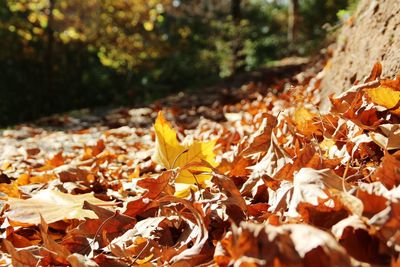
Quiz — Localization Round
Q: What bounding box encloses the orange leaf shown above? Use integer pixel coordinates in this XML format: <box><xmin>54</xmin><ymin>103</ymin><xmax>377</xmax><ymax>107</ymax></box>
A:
<box><xmin>372</xmin><ymin>152</ymin><xmax>400</xmax><ymax>189</ymax></box>
<box><xmin>364</xmin><ymin>86</ymin><xmax>400</xmax><ymax>114</ymax></box>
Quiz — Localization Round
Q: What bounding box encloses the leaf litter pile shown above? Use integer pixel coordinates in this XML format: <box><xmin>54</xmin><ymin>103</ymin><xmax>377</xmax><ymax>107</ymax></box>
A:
<box><xmin>1</xmin><ymin>62</ymin><xmax>400</xmax><ymax>266</ymax></box>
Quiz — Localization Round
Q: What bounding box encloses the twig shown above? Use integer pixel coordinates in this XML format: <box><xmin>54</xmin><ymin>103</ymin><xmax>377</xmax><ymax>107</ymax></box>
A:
<box><xmin>342</xmin><ymin>160</ymin><xmax>350</xmax><ymax>193</ymax></box>
<box><xmin>132</xmin><ymin>240</ymin><xmax>151</xmax><ymax>265</ymax></box>
<box><xmin>77</xmin><ymin>211</ymin><xmax>119</xmax><ymax>254</ymax></box>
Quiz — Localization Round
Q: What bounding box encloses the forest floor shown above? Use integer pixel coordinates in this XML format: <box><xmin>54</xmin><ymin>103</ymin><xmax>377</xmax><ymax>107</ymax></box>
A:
<box><xmin>0</xmin><ymin>59</ymin><xmax>400</xmax><ymax>266</ymax></box>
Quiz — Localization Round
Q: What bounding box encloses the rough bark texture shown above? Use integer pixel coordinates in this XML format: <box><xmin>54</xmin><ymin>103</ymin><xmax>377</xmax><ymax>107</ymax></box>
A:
<box><xmin>320</xmin><ymin>0</ymin><xmax>400</xmax><ymax>111</ymax></box>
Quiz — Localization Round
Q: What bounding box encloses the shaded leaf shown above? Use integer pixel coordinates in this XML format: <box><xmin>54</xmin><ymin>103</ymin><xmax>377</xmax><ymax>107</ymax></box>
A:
<box><xmin>220</xmin><ymin>222</ymin><xmax>351</xmax><ymax>267</ymax></box>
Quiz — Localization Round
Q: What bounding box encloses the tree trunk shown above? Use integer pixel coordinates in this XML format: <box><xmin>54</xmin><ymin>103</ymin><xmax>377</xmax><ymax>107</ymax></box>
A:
<box><xmin>45</xmin><ymin>0</ymin><xmax>55</xmax><ymax>102</ymax></box>
<box><xmin>231</xmin><ymin>0</ymin><xmax>245</xmax><ymax>74</ymax></box>
<box><xmin>288</xmin><ymin>0</ymin><xmax>299</xmax><ymax>43</ymax></box>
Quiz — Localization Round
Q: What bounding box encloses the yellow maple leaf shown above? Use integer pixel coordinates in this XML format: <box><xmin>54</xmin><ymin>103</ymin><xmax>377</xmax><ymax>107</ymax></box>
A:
<box><xmin>153</xmin><ymin>111</ymin><xmax>217</xmax><ymax>185</ymax></box>
<box><xmin>364</xmin><ymin>86</ymin><xmax>400</xmax><ymax>115</ymax></box>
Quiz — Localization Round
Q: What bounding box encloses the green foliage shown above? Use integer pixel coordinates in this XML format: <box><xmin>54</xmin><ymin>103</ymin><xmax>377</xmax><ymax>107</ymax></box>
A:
<box><xmin>337</xmin><ymin>0</ymin><xmax>359</xmax><ymax>22</ymax></box>
<box><xmin>0</xmin><ymin>0</ymin><xmax>358</xmax><ymax>126</ymax></box>
<box><xmin>298</xmin><ymin>0</ymin><xmax>356</xmax><ymax>54</ymax></box>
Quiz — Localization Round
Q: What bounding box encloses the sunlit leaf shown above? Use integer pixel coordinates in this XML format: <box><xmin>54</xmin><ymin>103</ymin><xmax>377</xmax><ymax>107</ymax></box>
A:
<box><xmin>5</xmin><ymin>190</ymin><xmax>112</xmax><ymax>224</ymax></box>
<box><xmin>153</xmin><ymin>111</ymin><xmax>217</xmax><ymax>184</ymax></box>
<box><xmin>364</xmin><ymin>86</ymin><xmax>400</xmax><ymax>114</ymax></box>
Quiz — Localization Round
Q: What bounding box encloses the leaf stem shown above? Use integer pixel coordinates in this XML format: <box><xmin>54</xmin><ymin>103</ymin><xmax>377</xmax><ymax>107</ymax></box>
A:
<box><xmin>171</xmin><ymin>148</ymin><xmax>189</xmax><ymax>169</ymax></box>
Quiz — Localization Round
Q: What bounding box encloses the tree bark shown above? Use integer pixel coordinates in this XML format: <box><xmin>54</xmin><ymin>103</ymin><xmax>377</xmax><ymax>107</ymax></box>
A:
<box><xmin>231</xmin><ymin>0</ymin><xmax>244</xmax><ymax>74</ymax></box>
<box><xmin>45</xmin><ymin>0</ymin><xmax>55</xmax><ymax>101</ymax></box>
<box><xmin>288</xmin><ymin>0</ymin><xmax>299</xmax><ymax>43</ymax></box>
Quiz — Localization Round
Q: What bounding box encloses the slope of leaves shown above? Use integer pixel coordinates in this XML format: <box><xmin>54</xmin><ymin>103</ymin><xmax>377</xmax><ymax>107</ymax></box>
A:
<box><xmin>1</xmin><ymin>62</ymin><xmax>400</xmax><ymax>266</ymax></box>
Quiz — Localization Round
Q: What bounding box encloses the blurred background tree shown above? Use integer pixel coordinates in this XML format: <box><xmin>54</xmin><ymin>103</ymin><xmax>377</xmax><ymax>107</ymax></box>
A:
<box><xmin>0</xmin><ymin>0</ymin><xmax>357</xmax><ymax>126</ymax></box>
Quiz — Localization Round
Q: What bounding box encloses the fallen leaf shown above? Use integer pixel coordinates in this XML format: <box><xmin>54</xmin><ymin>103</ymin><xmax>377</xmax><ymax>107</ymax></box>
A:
<box><xmin>124</xmin><ymin>170</ymin><xmax>173</xmax><ymax>217</ymax></box>
<box><xmin>356</xmin><ymin>183</ymin><xmax>388</xmax><ymax>218</ymax></box>
<box><xmin>219</xmin><ymin>222</ymin><xmax>351</xmax><ymax>266</ymax></box>
<box><xmin>5</xmin><ymin>189</ymin><xmax>112</xmax><ymax>224</ymax></box>
<box><xmin>287</xmin><ymin>168</ymin><xmax>347</xmax><ymax>218</ymax></box>
<box><xmin>372</xmin><ymin>152</ymin><xmax>400</xmax><ymax>189</ymax></box>
<box><xmin>0</xmin><ymin>182</ymin><xmax>20</xmax><ymax>198</ymax></box>
<box><xmin>3</xmin><ymin>239</ymin><xmax>39</xmax><ymax>267</ymax></box>
<box><xmin>153</xmin><ymin>111</ymin><xmax>217</xmax><ymax>184</ymax></box>
<box><xmin>332</xmin><ymin>215</ymin><xmax>390</xmax><ymax>265</ymax></box>
<box><xmin>67</xmin><ymin>254</ymin><xmax>99</xmax><ymax>267</ymax></box>
<box><xmin>364</xmin><ymin>86</ymin><xmax>400</xmax><ymax>114</ymax></box>
<box><xmin>293</xmin><ymin>107</ymin><xmax>321</xmax><ymax>135</ymax></box>
<box><xmin>38</xmin><ymin>151</ymin><xmax>65</xmax><ymax>171</ymax></box>
<box><xmin>39</xmin><ymin>216</ymin><xmax>71</xmax><ymax>265</ymax></box>
<box><xmin>370</xmin><ymin>124</ymin><xmax>400</xmax><ymax>150</ymax></box>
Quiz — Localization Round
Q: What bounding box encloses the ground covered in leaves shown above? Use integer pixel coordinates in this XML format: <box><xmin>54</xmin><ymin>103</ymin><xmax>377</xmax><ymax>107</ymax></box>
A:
<box><xmin>1</xmin><ymin>62</ymin><xmax>400</xmax><ymax>266</ymax></box>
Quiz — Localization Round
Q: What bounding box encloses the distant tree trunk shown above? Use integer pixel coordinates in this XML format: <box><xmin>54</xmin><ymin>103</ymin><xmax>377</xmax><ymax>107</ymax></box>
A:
<box><xmin>204</xmin><ymin>0</ymin><xmax>213</xmax><ymax>14</ymax></box>
<box><xmin>231</xmin><ymin>0</ymin><xmax>241</xmax><ymax>20</ymax></box>
<box><xmin>288</xmin><ymin>0</ymin><xmax>299</xmax><ymax>43</ymax></box>
<box><xmin>45</xmin><ymin>0</ymin><xmax>55</xmax><ymax>102</ymax></box>
<box><xmin>231</xmin><ymin>0</ymin><xmax>244</xmax><ymax>74</ymax></box>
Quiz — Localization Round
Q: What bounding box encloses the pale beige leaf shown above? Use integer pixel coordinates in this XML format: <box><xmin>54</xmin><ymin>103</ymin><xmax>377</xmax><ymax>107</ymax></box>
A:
<box><xmin>5</xmin><ymin>189</ymin><xmax>111</xmax><ymax>224</ymax></box>
<box><xmin>287</xmin><ymin>168</ymin><xmax>348</xmax><ymax>217</ymax></box>
<box><xmin>370</xmin><ymin>124</ymin><xmax>400</xmax><ymax>150</ymax></box>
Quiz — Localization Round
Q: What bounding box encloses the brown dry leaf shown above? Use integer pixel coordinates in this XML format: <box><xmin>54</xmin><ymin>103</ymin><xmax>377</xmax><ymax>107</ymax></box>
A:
<box><xmin>109</xmin><ymin>217</ymin><xmax>166</xmax><ymax>259</ymax></box>
<box><xmin>273</xmin><ymin>144</ymin><xmax>328</xmax><ymax>182</ymax></box>
<box><xmin>82</xmin><ymin>139</ymin><xmax>106</xmax><ymax>160</ymax></box>
<box><xmin>248</xmin><ymin>132</ymin><xmax>292</xmax><ymax>181</ymax></box>
<box><xmin>5</xmin><ymin>189</ymin><xmax>111</xmax><ymax>224</ymax></box>
<box><xmin>23</xmin><ymin>174</ymin><xmax>57</xmax><ymax>185</ymax></box>
<box><xmin>217</xmin><ymin>114</ymin><xmax>276</xmax><ymax>177</ymax></box>
<box><xmin>39</xmin><ymin>216</ymin><xmax>71</xmax><ymax>265</ymax></box>
<box><xmin>369</xmin><ymin>202</ymin><xmax>400</xmax><ymax>253</ymax></box>
<box><xmin>38</xmin><ymin>151</ymin><xmax>65</xmax><ymax>171</ymax></box>
<box><xmin>329</xmin><ymin>189</ymin><xmax>364</xmax><ymax>217</ymax></box>
<box><xmin>60</xmin><ymin>230</ymin><xmax>90</xmax><ymax>255</ymax></box>
<box><xmin>297</xmin><ymin>197</ymin><xmax>349</xmax><ymax>229</ymax></box>
<box><xmin>241</xmin><ymin>113</ymin><xmax>276</xmax><ymax>156</ymax></box>
<box><xmin>219</xmin><ymin>222</ymin><xmax>351</xmax><ymax>267</ymax></box>
<box><xmin>212</xmin><ymin>173</ymin><xmax>247</xmax><ymax>223</ymax></box>
<box><xmin>364</xmin><ymin>62</ymin><xmax>382</xmax><ymax>83</ymax></box>
<box><xmin>286</xmin><ymin>168</ymin><xmax>347</xmax><ymax>218</ymax></box>
<box><xmin>124</xmin><ymin>170</ymin><xmax>173</xmax><ymax>217</ymax></box>
<box><xmin>332</xmin><ymin>215</ymin><xmax>391</xmax><ymax>265</ymax></box>
<box><xmin>370</xmin><ymin>124</ymin><xmax>400</xmax><ymax>150</ymax></box>
<box><xmin>218</xmin><ymin>155</ymin><xmax>252</xmax><ymax>177</ymax></box>
<box><xmin>93</xmin><ymin>253</ymin><xmax>129</xmax><ymax>267</ymax></box>
<box><xmin>356</xmin><ymin>183</ymin><xmax>388</xmax><ymax>218</ymax></box>
<box><xmin>330</xmin><ymin>81</ymin><xmax>383</xmax><ymax>130</ymax></box>
<box><xmin>58</xmin><ymin>168</ymin><xmax>91</xmax><ymax>183</ymax></box>
<box><xmin>79</xmin><ymin>202</ymin><xmax>136</xmax><ymax>248</ymax></box>
<box><xmin>6</xmin><ymin>230</ymin><xmax>39</xmax><ymax>248</ymax></box>
<box><xmin>67</xmin><ymin>254</ymin><xmax>99</xmax><ymax>267</ymax></box>
<box><xmin>158</xmin><ymin>196</ymin><xmax>211</xmax><ymax>266</ymax></box>
<box><xmin>3</xmin><ymin>239</ymin><xmax>39</xmax><ymax>267</ymax></box>
<box><xmin>372</xmin><ymin>152</ymin><xmax>400</xmax><ymax>189</ymax></box>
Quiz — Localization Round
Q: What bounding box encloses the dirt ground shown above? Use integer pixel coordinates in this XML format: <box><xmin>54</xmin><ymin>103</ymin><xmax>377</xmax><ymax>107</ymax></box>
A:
<box><xmin>320</xmin><ymin>0</ymin><xmax>400</xmax><ymax>111</ymax></box>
